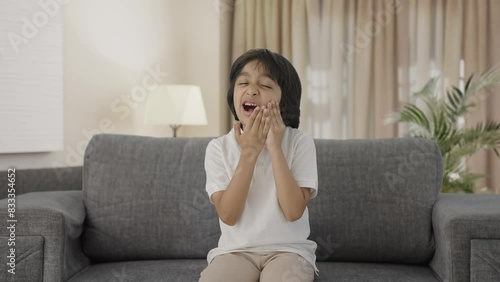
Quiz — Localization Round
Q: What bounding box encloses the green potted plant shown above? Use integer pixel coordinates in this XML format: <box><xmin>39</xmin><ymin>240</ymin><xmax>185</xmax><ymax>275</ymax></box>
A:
<box><xmin>387</xmin><ymin>67</ymin><xmax>500</xmax><ymax>193</ymax></box>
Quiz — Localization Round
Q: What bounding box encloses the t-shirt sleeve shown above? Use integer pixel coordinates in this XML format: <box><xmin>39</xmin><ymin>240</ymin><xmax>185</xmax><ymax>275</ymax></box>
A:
<box><xmin>205</xmin><ymin>139</ymin><xmax>230</xmax><ymax>204</ymax></box>
<box><xmin>291</xmin><ymin>133</ymin><xmax>319</xmax><ymax>199</ymax></box>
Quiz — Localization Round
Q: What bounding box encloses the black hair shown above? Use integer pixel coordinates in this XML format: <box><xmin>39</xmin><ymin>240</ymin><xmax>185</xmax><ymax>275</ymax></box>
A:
<box><xmin>227</xmin><ymin>48</ymin><xmax>302</xmax><ymax>128</ymax></box>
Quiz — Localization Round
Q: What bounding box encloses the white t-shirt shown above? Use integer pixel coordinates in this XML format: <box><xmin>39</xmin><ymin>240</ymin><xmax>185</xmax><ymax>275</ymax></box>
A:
<box><xmin>204</xmin><ymin>126</ymin><xmax>319</xmax><ymax>272</ymax></box>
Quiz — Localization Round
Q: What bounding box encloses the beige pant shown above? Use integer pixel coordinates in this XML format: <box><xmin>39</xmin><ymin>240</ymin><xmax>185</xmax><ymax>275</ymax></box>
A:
<box><xmin>199</xmin><ymin>252</ymin><xmax>315</xmax><ymax>282</ymax></box>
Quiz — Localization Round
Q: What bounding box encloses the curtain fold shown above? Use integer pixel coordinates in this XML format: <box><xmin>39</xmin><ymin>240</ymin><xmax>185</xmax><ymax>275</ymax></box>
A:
<box><xmin>307</xmin><ymin>0</ymin><xmax>400</xmax><ymax>138</ymax></box>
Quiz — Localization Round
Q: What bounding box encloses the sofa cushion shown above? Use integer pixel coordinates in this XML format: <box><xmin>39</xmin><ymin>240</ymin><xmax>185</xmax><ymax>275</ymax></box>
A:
<box><xmin>82</xmin><ymin>134</ymin><xmax>443</xmax><ymax>264</ymax></box>
<box><xmin>309</xmin><ymin>138</ymin><xmax>442</xmax><ymax>263</ymax></box>
<box><xmin>67</xmin><ymin>259</ymin><xmax>207</xmax><ymax>282</ymax></box>
<box><xmin>66</xmin><ymin>260</ymin><xmax>439</xmax><ymax>282</ymax></box>
<box><xmin>82</xmin><ymin>134</ymin><xmax>219</xmax><ymax>262</ymax></box>
<box><xmin>314</xmin><ymin>262</ymin><xmax>440</xmax><ymax>281</ymax></box>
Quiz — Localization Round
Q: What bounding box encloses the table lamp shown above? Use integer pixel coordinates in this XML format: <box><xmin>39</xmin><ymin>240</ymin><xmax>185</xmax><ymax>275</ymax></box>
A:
<box><xmin>144</xmin><ymin>84</ymin><xmax>208</xmax><ymax>137</ymax></box>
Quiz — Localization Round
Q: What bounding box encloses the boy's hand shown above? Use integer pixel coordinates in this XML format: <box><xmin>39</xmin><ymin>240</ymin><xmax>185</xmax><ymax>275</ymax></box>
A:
<box><xmin>234</xmin><ymin>107</ymin><xmax>271</xmax><ymax>160</ymax></box>
<box><xmin>266</xmin><ymin>101</ymin><xmax>285</xmax><ymax>152</ymax></box>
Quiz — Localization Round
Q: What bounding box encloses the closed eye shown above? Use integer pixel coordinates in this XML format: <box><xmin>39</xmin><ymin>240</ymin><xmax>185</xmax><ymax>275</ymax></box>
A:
<box><xmin>261</xmin><ymin>85</ymin><xmax>272</xmax><ymax>89</ymax></box>
<box><xmin>238</xmin><ymin>82</ymin><xmax>248</xmax><ymax>86</ymax></box>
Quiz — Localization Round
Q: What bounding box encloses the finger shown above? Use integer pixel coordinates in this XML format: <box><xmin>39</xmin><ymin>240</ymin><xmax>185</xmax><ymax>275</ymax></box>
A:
<box><xmin>246</xmin><ymin>107</ymin><xmax>260</xmax><ymax>131</ymax></box>
<box><xmin>259</xmin><ymin>108</ymin><xmax>268</xmax><ymax>134</ymax></box>
<box><xmin>273</xmin><ymin>101</ymin><xmax>282</xmax><ymax>127</ymax></box>
<box><xmin>233</xmin><ymin>121</ymin><xmax>241</xmax><ymax>138</ymax></box>
<box><xmin>273</xmin><ymin>101</ymin><xmax>281</xmax><ymax>117</ymax></box>
<box><xmin>263</xmin><ymin>106</ymin><xmax>270</xmax><ymax>117</ymax></box>
<box><xmin>251</xmin><ymin>107</ymin><xmax>263</xmax><ymax>133</ymax></box>
<box><xmin>263</xmin><ymin>116</ymin><xmax>271</xmax><ymax>137</ymax></box>
<box><xmin>271</xmin><ymin>102</ymin><xmax>278</xmax><ymax>125</ymax></box>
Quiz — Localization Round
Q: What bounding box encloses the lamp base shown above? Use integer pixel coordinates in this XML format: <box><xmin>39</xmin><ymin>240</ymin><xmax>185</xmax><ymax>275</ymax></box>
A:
<box><xmin>170</xmin><ymin>125</ymin><xmax>181</xmax><ymax>138</ymax></box>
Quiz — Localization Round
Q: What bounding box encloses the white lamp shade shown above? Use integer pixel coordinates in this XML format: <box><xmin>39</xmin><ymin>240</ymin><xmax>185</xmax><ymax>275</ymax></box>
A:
<box><xmin>144</xmin><ymin>85</ymin><xmax>208</xmax><ymax>125</ymax></box>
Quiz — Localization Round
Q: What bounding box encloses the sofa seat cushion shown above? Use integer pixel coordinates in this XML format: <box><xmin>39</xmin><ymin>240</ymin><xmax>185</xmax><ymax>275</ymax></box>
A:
<box><xmin>315</xmin><ymin>262</ymin><xmax>439</xmax><ymax>282</ymax></box>
<box><xmin>67</xmin><ymin>260</ymin><xmax>439</xmax><ymax>282</ymax></box>
<box><xmin>67</xmin><ymin>259</ymin><xmax>208</xmax><ymax>282</ymax></box>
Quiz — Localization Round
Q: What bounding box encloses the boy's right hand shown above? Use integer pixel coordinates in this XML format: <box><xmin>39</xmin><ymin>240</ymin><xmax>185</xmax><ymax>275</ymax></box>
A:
<box><xmin>234</xmin><ymin>107</ymin><xmax>270</xmax><ymax>161</ymax></box>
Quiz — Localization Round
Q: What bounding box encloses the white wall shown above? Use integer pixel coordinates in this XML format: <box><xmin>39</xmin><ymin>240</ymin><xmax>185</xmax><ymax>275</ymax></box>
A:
<box><xmin>0</xmin><ymin>0</ymin><xmax>64</xmax><ymax>154</ymax></box>
<box><xmin>0</xmin><ymin>0</ymin><xmax>228</xmax><ymax>170</ymax></box>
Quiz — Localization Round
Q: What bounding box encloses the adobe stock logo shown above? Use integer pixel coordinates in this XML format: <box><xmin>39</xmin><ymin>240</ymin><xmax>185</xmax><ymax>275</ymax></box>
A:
<box><xmin>7</xmin><ymin>0</ymin><xmax>71</xmax><ymax>54</ymax></box>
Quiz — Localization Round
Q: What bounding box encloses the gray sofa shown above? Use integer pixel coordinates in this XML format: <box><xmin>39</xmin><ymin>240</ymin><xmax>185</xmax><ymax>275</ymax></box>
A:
<box><xmin>1</xmin><ymin>133</ymin><xmax>500</xmax><ymax>282</ymax></box>
<box><xmin>0</xmin><ymin>166</ymin><xmax>82</xmax><ymax>200</ymax></box>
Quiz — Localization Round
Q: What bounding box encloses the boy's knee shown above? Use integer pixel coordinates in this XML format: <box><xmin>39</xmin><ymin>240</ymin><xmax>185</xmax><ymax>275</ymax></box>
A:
<box><xmin>262</xmin><ymin>253</ymin><xmax>314</xmax><ymax>282</ymax></box>
<box><xmin>199</xmin><ymin>253</ymin><xmax>260</xmax><ymax>282</ymax></box>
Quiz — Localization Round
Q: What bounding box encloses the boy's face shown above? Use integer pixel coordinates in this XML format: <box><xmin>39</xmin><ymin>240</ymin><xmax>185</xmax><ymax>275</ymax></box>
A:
<box><xmin>233</xmin><ymin>60</ymin><xmax>282</xmax><ymax>130</ymax></box>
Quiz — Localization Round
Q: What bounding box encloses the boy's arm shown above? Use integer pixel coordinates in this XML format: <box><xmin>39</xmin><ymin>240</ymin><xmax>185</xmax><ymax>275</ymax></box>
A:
<box><xmin>211</xmin><ymin>154</ymin><xmax>257</xmax><ymax>226</ymax></box>
<box><xmin>211</xmin><ymin>107</ymin><xmax>270</xmax><ymax>226</ymax></box>
<box><xmin>269</xmin><ymin>149</ymin><xmax>312</xmax><ymax>222</ymax></box>
<box><xmin>266</xmin><ymin>101</ymin><xmax>315</xmax><ymax>221</ymax></box>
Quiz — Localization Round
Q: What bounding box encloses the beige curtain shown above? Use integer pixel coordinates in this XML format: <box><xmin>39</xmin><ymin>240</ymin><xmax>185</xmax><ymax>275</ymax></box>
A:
<box><xmin>462</xmin><ymin>0</ymin><xmax>500</xmax><ymax>194</ymax></box>
<box><xmin>487</xmin><ymin>0</ymin><xmax>500</xmax><ymax>194</ymax></box>
<box><xmin>398</xmin><ymin>0</ymin><xmax>500</xmax><ymax>193</ymax></box>
<box><xmin>310</xmin><ymin>0</ymin><xmax>500</xmax><ymax>192</ymax></box>
<box><xmin>306</xmin><ymin>0</ymin><xmax>399</xmax><ymax>138</ymax></box>
<box><xmin>228</xmin><ymin>0</ymin><xmax>500</xmax><ymax>193</ymax></box>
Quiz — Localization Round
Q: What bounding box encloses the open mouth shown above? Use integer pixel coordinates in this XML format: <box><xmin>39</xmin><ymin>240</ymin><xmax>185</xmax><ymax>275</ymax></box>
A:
<box><xmin>242</xmin><ymin>102</ymin><xmax>258</xmax><ymax>116</ymax></box>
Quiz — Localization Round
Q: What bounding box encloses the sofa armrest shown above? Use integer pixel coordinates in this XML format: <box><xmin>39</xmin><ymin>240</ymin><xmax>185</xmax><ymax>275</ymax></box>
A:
<box><xmin>0</xmin><ymin>166</ymin><xmax>83</xmax><ymax>199</ymax></box>
<box><xmin>430</xmin><ymin>193</ymin><xmax>500</xmax><ymax>282</ymax></box>
<box><xmin>0</xmin><ymin>191</ymin><xmax>90</xmax><ymax>282</ymax></box>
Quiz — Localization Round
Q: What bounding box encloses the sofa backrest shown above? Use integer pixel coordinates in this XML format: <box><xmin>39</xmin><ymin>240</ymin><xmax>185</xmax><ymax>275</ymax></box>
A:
<box><xmin>82</xmin><ymin>134</ymin><xmax>219</xmax><ymax>262</ymax></box>
<box><xmin>310</xmin><ymin>138</ymin><xmax>442</xmax><ymax>264</ymax></box>
<box><xmin>82</xmin><ymin>134</ymin><xmax>442</xmax><ymax>263</ymax></box>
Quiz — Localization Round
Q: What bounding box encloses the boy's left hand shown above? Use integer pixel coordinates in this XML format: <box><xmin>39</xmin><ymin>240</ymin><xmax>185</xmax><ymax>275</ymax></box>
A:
<box><xmin>266</xmin><ymin>100</ymin><xmax>285</xmax><ymax>152</ymax></box>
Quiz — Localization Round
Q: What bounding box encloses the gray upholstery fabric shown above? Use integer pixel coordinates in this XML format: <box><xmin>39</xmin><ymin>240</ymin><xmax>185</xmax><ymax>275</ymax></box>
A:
<box><xmin>67</xmin><ymin>260</ymin><xmax>439</xmax><ymax>282</ymax></box>
<box><xmin>0</xmin><ymin>166</ymin><xmax>82</xmax><ymax>199</ymax></box>
<box><xmin>470</xmin><ymin>239</ymin><xmax>500</xmax><ymax>282</ymax></box>
<box><xmin>0</xmin><ymin>235</ymin><xmax>44</xmax><ymax>282</ymax></box>
<box><xmin>68</xmin><ymin>259</ymin><xmax>207</xmax><ymax>282</ymax></box>
<box><xmin>430</xmin><ymin>193</ymin><xmax>500</xmax><ymax>282</ymax></box>
<box><xmin>82</xmin><ymin>135</ymin><xmax>442</xmax><ymax>264</ymax></box>
<box><xmin>82</xmin><ymin>134</ymin><xmax>220</xmax><ymax>262</ymax></box>
<box><xmin>0</xmin><ymin>191</ymin><xmax>90</xmax><ymax>282</ymax></box>
<box><xmin>8</xmin><ymin>134</ymin><xmax>500</xmax><ymax>282</ymax></box>
<box><xmin>309</xmin><ymin>138</ymin><xmax>442</xmax><ymax>263</ymax></box>
<box><xmin>315</xmin><ymin>262</ymin><xmax>440</xmax><ymax>281</ymax></box>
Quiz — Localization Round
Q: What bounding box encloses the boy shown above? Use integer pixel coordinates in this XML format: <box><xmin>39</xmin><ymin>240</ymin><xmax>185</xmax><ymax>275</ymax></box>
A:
<box><xmin>200</xmin><ymin>49</ymin><xmax>318</xmax><ymax>282</ymax></box>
